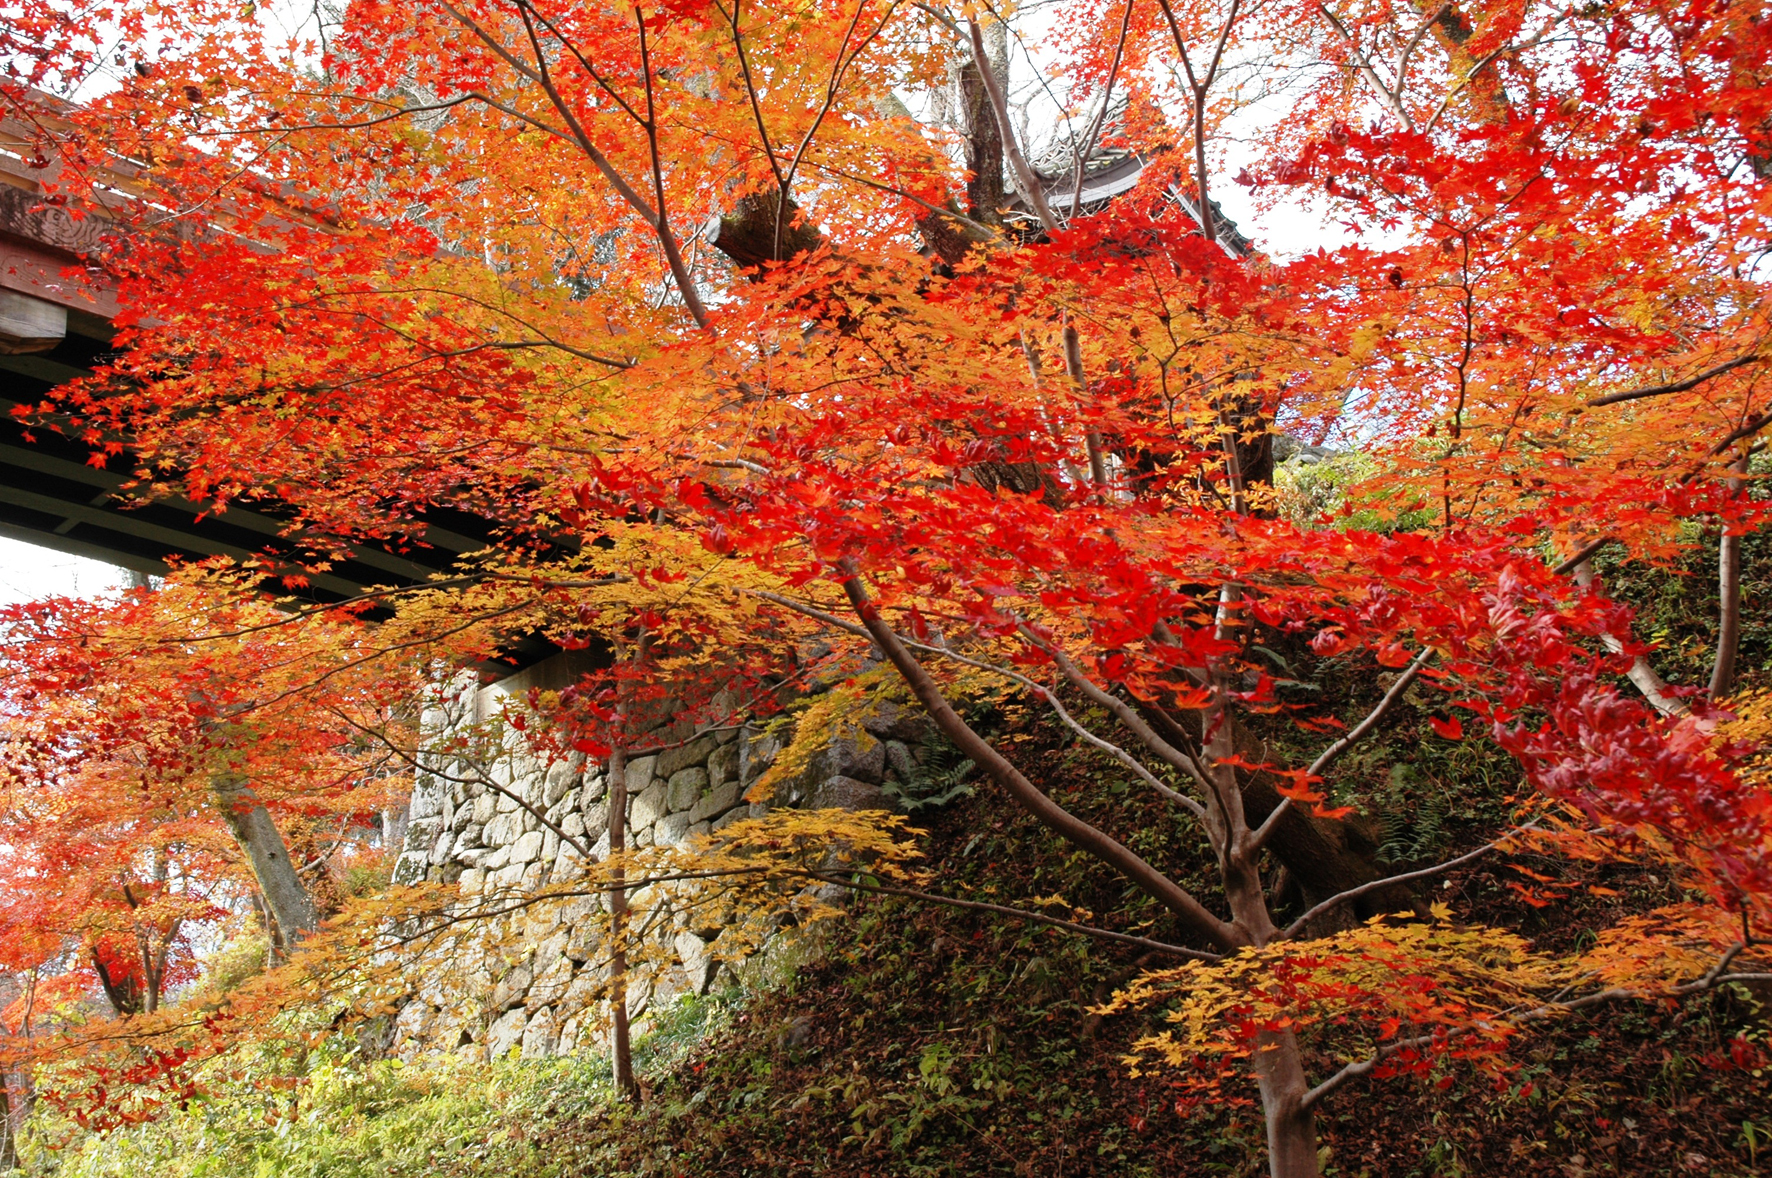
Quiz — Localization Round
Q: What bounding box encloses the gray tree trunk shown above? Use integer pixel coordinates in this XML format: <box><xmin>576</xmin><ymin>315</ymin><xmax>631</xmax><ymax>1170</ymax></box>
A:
<box><xmin>1256</xmin><ymin>1030</ymin><xmax>1321</xmax><ymax>1178</ymax></box>
<box><xmin>606</xmin><ymin>737</ymin><xmax>639</xmax><ymax>1101</ymax></box>
<box><xmin>210</xmin><ymin>772</ymin><xmax>320</xmax><ymax>960</ymax></box>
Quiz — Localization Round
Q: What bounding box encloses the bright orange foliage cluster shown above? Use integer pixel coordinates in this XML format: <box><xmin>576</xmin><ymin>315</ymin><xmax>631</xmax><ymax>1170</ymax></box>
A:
<box><xmin>3</xmin><ymin>0</ymin><xmax>1771</xmax><ymax>1172</ymax></box>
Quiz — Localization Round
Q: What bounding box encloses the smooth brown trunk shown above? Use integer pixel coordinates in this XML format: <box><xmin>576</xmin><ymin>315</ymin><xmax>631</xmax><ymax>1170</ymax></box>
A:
<box><xmin>1203</xmin><ymin>675</ymin><xmax>1276</xmax><ymax>945</ymax></box>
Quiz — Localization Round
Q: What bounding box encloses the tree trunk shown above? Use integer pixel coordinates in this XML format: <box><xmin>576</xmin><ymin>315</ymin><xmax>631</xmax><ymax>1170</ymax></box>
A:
<box><xmin>1710</xmin><ymin>454</ymin><xmax>1748</xmax><ymax>699</ymax></box>
<box><xmin>1137</xmin><ymin>700</ymin><xmax>1417</xmax><ymax>928</ymax></box>
<box><xmin>1256</xmin><ymin>1029</ymin><xmax>1320</xmax><ymax>1178</ymax></box>
<box><xmin>1572</xmin><ymin>560</ymin><xmax>1687</xmax><ymax>716</ymax></box>
<box><xmin>959</xmin><ymin>27</ymin><xmax>1011</xmax><ymax>228</ymax></box>
<box><xmin>1712</xmin><ymin>529</ymin><xmax>1742</xmax><ymax>698</ymax></box>
<box><xmin>0</xmin><ymin>1081</ymin><xmax>17</xmax><ymax>1171</ymax></box>
<box><xmin>1240</xmin><ymin>775</ymin><xmax>1422</xmax><ymax>927</ymax></box>
<box><xmin>704</xmin><ymin>188</ymin><xmax>825</xmax><ymax>270</ymax></box>
<box><xmin>90</xmin><ymin>946</ymin><xmax>143</xmax><ymax>1017</ymax></box>
<box><xmin>606</xmin><ymin>735</ymin><xmax>640</xmax><ymax>1102</ymax></box>
<box><xmin>210</xmin><ymin>771</ymin><xmax>320</xmax><ymax>961</ymax></box>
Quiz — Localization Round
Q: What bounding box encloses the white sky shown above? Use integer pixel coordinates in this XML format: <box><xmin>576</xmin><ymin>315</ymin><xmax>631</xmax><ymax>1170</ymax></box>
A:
<box><xmin>0</xmin><ymin>537</ymin><xmax>127</xmax><ymax>605</ymax></box>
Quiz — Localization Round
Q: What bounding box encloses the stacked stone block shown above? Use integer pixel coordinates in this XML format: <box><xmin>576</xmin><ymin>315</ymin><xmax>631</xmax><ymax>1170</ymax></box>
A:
<box><xmin>385</xmin><ymin>654</ymin><xmax>924</xmax><ymax>1061</ymax></box>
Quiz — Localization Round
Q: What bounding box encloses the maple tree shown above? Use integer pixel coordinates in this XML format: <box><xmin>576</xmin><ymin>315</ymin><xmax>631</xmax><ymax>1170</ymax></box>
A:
<box><xmin>4</xmin><ymin>0</ymin><xmax>1772</xmax><ymax>1172</ymax></box>
<box><xmin>0</xmin><ymin>567</ymin><xmax>416</xmax><ymax>1022</ymax></box>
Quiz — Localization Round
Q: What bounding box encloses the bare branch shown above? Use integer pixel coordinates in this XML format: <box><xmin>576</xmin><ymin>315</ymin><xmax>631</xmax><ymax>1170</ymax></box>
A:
<box><xmin>1279</xmin><ymin>826</ymin><xmax>1536</xmax><ymax>941</ymax></box>
<box><xmin>1308</xmin><ymin>649</ymin><xmax>1432</xmax><ymax>779</ymax></box>
<box><xmin>1394</xmin><ymin>3</ymin><xmax>1449</xmax><ymax>99</ymax></box>
<box><xmin>1587</xmin><ymin>352</ymin><xmax>1764</xmax><ymax>407</ymax></box>
<box><xmin>840</xmin><ymin>573</ymin><xmax>1243</xmax><ymax>950</ymax></box>
<box><xmin>715</xmin><ymin>0</ymin><xmax>789</xmax><ymax>196</ymax></box>
<box><xmin>632</xmin><ymin>5</ymin><xmax>712</xmax><ymax>327</ymax></box>
<box><xmin>800</xmin><ymin>871</ymin><xmax>1221</xmax><ymax>960</ymax></box>
<box><xmin>1311</xmin><ymin>1</ymin><xmax>1411</xmax><ymax>126</ymax></box>
<box><xmin>1421</xmin><ymin>32</ymin><xmax>1549</xmax><ymax>135</ymax></box>
<box><xmin>329</xmin><ymin>707</ymin><xmax>595</xmax><ymax>861</ymax></box>
<box><xmin>780</xmin><ymin>0</ymin><xmax>901</xmax><ymax>202</ymax></box>
<box><xmin>439</xmin><ymin>0</ymin><xmax>709</xmax><ymax>327</ymax></box>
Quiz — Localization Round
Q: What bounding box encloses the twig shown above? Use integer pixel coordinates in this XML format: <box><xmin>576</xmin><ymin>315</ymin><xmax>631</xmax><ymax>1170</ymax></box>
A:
<box><xmin>799</xmin><ymin>871</ymin><xmax>1219</xmax><ymax>960</ymax></box>
<box><xmin>1279</xmin><ymin>826</ymin><xmax>1536</xmax><ymax>940</ymax></box>
<box><xmin>1308</xmin><ymin>649</ymin><xmax>1433</xmax><ymax>780</ymax></box>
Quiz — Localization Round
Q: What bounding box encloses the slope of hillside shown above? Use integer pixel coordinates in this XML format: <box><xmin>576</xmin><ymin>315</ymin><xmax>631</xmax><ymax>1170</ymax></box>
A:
<box><xmin>22</xmin><ymin>651</ymin><xmax>1772</xmax><ymax>1177</ymax></box>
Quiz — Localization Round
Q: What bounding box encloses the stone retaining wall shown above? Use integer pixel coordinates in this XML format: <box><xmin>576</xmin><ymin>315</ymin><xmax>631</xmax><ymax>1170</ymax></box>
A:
<box><xmin>384</xmin><ymin>652</ymin><xmax>912</xmax><ymax>1061</ymax></box>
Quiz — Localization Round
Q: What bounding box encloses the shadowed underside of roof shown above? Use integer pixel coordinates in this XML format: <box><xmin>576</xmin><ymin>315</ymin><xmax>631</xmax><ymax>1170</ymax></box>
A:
<box><xmin>0</xmin><ymin>97</ymin><xmax>1253</xmax><ymax>607</ymax></box>
<box><xmin>0</xmin><ymin>110</ymin><xmax>499</xmax><ymax>602</ymax></box>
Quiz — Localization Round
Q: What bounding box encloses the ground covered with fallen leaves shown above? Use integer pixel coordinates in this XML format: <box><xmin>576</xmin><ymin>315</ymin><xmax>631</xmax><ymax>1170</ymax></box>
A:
<box><xmin>526</xmin><ymin>700</ymin><xmax>1772</xmax><ymax>1178</ymax></box>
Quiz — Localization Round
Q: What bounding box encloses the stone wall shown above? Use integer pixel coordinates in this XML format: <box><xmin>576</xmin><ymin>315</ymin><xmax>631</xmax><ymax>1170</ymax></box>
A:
<box><xmin>384</xmin><ymin>651</ymin><xmax>910</xmax><ymax>1061</ymax></box>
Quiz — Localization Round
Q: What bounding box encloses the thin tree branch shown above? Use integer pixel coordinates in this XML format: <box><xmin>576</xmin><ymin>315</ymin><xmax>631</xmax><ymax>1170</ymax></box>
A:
<box><xmin>1707</xmin><ymin>408</ymin><xmax>1772</xmax><ymax>459</ymax></box>
<box><xmin>632</xmin><ymin>5</ymin><xmax>712</xmax><ymax>327</ymax></box>
<box><xmin>1587</xmin><ymin>353</ymin><xmax>1763</xmax><ymax>407</ymax></box>
<box><xmin>776</xmin><ymin>0</ymin><xmax>903</xmax><ymax>254</ymax></box>
<box><xmin>1421</xmin><ymin>33</ymin><xmax>1545</xmax><ymax>135</ymax></box>
<box><xmin>803</xmin><ymin>159</ymin><xmax>1004</xmax><ymax>239</ymax></box>
<box><xmin>518</xmin><ymin>0</ymin><xmax>650</xmax><ymax>127</ymax></box>
<box><xmin>1551</xmin><ymin>534</ymin><xmax>1612</xmax><ymax>577</ymax></box>
<box><xmin>1279</xmin><ymin>826</ymin><xmax>1533</xmax><ymax>940</ymax></box>
<box><xmin>716</xmin><ymin>0</ymin><xmax>788</xmax><ymax>196</ymax></box>
<box><xmin>445</xmin><ymin>0</ymin><xmax>709</xmax><ymax>327</ymax></box>
<box><xmin>800</xmin><ymin>870</ymin><xmax>1221</xmax><ymax>960</ymax></box>
<box><xmin>840</xmin><ymin>572</ymin><xmax>1244</xmax><ymax>950</ymax></box>
<box><xmin>329</xmin><ymin>707</ymin><xmax>594</xmax><ymax>861</ymax></box>
<box><xmin>1311</xmin><ymin>1</ymin><xmax>1410</xmax><ymax>126</ymax></box>
<box><xmin>1016</xmin><ymin>623</ymin><xmax>1212</xmax><ymax>791</ymax></box>
<box><xmin>1394</xmin><ymin>3</ymin><xmax>1449</xmax><ymax>100</ymax></box>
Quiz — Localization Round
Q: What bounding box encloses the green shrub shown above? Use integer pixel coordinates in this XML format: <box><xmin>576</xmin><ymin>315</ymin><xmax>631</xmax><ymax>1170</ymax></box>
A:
<box><xmin>17</xmin><ymin>1044</ymin><xmax>609</xmax><ymax>1178</ymax></box>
